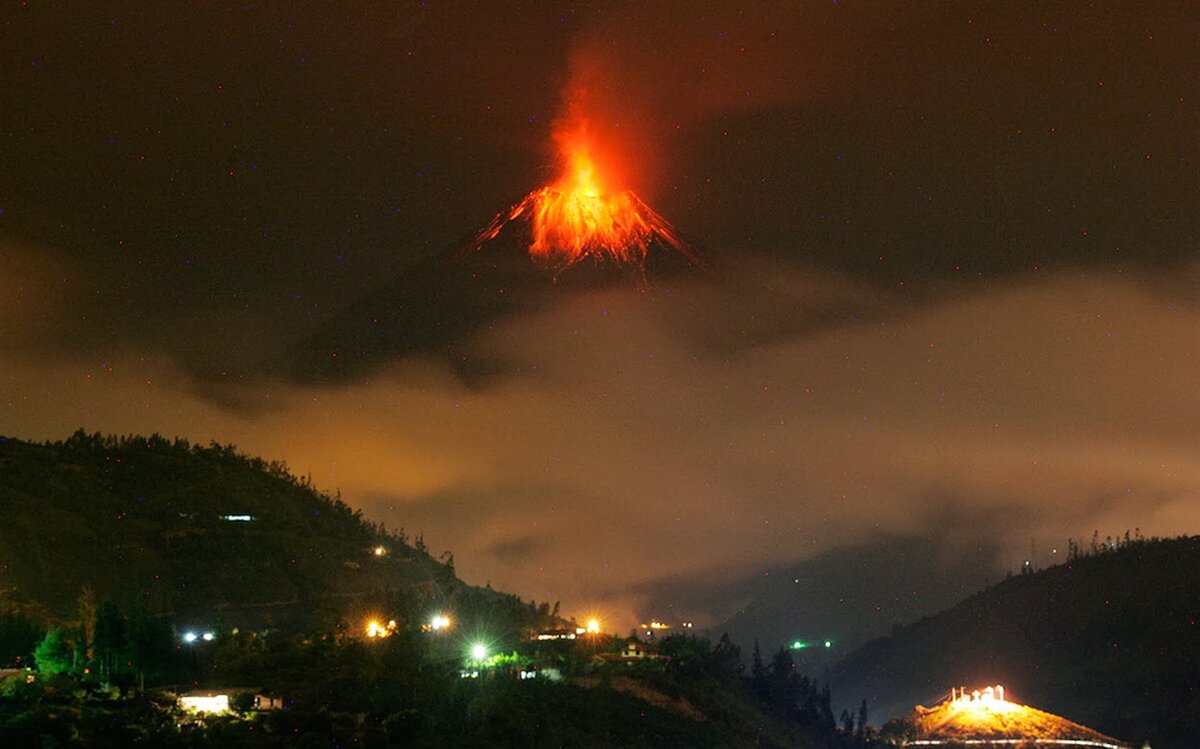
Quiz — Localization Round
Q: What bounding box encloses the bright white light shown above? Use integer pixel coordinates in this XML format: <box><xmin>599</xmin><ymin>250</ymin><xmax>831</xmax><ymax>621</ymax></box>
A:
<box><xmin>179</xmin><ymin>694</ymin><xmax>229</xmax><ymax>713</ymax></box>
<box><xmin>430</xmin><ymin>614</ymin><xmax>451</xmax><ymax>631</ymax></box>
<box><xmin>470</xmin><ymin>643</ymin><xmax>488</xmax><ymax>661</ymax></box>
<box><xmin>183</xmin><ymin>631</ymin><xmax>198</xmax><ymax>643</ymax></box>
<box><xmin>202</xmin><ymin>632</ymin><xmax>214</xmax><ymax>642</ymax></box>
<box><xmin>585</xmin><ymin>619</ymin><xmax>601</xmax><ymax>634</ymax></box>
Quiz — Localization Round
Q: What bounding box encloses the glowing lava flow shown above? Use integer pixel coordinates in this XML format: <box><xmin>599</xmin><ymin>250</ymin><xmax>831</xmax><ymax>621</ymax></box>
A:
<box><xmin>474</xmin><ymin>123</ymin><xmax>695</xmax><ymax>271</ymax></box>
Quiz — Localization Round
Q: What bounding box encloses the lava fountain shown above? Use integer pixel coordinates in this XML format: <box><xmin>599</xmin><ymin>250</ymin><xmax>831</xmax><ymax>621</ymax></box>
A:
<box><xmin>474</xmin><ymin>115</ymin><xmax>697</xmax><ymax>273</ymax></box>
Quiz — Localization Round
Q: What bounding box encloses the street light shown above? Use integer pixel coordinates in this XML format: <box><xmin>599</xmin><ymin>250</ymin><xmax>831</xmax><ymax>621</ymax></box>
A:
<box><xmin>469</xmin><ymin>643</ymin><xmax>488</xmax><ymax>662</ymax></box>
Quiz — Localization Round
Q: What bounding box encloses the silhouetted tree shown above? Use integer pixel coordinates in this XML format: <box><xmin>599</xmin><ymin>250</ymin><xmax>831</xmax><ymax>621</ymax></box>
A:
<box><xmin>750</xmin><ymin>639</ymin><xmax>768</xmax><ymax>701</ymax></box>
<box><xmin>77</xmin><ymin>587</ymin><xmax>98</xmax><ymax>661</ymax></box>
<box><xmin>93</xmin><ymin>601</ymin><xmax>126</xmax><ymax>681</ymax></box>
<box><xmin>710</xmin><ymin>633</ymin><xmax>743</xmax><ymax>681</ymax></box>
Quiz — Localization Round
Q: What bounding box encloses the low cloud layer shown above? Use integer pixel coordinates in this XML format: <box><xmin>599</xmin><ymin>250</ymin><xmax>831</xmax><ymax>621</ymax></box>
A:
<box><xmin>4</xmin><ymin>262</ymin><xmax>1196</xmax><ymax>629</ymax></box>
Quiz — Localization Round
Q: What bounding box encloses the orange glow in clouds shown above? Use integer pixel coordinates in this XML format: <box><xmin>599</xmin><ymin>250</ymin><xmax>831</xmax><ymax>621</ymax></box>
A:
<box><xmin>475</xmin><ymin>111</ymin><xmax>694</xmax><ymax>270</ymax></box>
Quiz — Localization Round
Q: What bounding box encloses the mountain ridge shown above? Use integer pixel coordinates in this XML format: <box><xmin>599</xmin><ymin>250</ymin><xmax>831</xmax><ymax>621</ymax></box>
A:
<box><xmin>828</xmin><ymin>534</ymin><xmax>1200</xmax><ymax>749</ymax></box>
<box><xmin>0</xmin><ymin>430</ymin><xmax>556</xmax><ymax>640</ymax></box>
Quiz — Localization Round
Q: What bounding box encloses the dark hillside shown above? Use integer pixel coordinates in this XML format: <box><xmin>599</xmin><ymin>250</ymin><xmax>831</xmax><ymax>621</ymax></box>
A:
<box><xmin>0</xmin><ymin>431</ymin><xmax>549</xmax><ymax>637</ymax></box>
<box><xmin>828</xmin><ymin>535</ymin><xmax>1200</xmax><ymax>749</ymax></box>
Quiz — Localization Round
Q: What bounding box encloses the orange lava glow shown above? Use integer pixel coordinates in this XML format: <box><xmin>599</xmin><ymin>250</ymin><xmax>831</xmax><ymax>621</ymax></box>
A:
<box><xmin>475</xmin><ymin>116</ymin><xmax>694</xmax><ymax>270</ymax></box>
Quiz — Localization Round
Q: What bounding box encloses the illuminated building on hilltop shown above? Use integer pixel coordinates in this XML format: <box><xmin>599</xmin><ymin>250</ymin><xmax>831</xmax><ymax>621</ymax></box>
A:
<box><xmin>901</xmin><ymin>684</ymin><xmax>1131</xmax><ymax>748</ymax></box>
<box><xmin>639</xmin><ymin>620</ymin><xmax>671</xmax><ymax>638</ymax></box>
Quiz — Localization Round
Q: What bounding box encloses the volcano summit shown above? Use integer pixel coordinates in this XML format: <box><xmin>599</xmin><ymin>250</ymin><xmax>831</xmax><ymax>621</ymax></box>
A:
<box><xmin>472</xmin><ymin>128</ymin><xmax>698</xmax><ymax>275</ymax></box>
<box><xmin>288</xmin><ymin>118</ymin><xmax>700</xmax><ymax>385</ymax></box>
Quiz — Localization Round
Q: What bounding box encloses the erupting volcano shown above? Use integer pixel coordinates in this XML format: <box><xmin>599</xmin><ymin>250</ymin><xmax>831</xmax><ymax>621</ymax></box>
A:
<box><xmin>474</xmin><ymin>116</ymin><xmax>698</xmax><ymax>274</ymax></box>
<box><xmin>291</xmin><ymin>102</ymin><xmax>703</xmax><ymax>383</ymax></box>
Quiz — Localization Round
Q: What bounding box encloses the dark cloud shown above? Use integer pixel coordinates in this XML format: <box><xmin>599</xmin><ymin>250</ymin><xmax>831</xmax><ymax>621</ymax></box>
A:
<box><xmin>4</xmin><ymin>3</ymin><xmax>1196</xmax><ymax>383</ymax></box>
<box><xmin>1</xmin><ymin>3</ymin><xmax>1197</xmax><ymax>635</ymax></box>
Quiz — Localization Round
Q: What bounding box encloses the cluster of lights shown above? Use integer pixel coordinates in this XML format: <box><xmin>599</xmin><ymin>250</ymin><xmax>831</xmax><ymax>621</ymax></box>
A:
<box><xmin>365</xmin><ymin>619</ymin><xmax>398</xmax><ymax>638</ymax></box>
<box><xmin>182</xmin><ymin>631</ymin><xmax>215</xmax><ymax>643</ymax></box>
<box><xmin>639</xmin><ymin>620</ymin><xmax>673</xmax><ymax>637</ymax></box>
<box><xmin>429</xmin><ymin>614</ymin><xmax>451</xmax><ymax>631</ymax></box>
<box><xmin>951</xmin><ymin>684</ymin><xmax>1006</xmax><ymax>705</ymax></box>
<box><xmin>789</xmin><ymin>639</ymin><xmax>833</xmax><ymax>650</ymax></box>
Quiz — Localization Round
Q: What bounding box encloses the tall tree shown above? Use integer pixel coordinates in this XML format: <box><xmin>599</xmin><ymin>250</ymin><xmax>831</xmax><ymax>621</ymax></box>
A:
<box><xmin>93</xmin><ymin>602</ymin><xmax>126</xmax><ymax>681</ymax></box>
<box><xmin>77</xmin><ymin>587</ymin><xmax>98</xmax><ymax>661</ymax></box>
<box><xmin>750</xmin><ymin>639</ymin><xmax>768</xmax><ymax>701</ymax></box>
<box><xmin>126</xmin><ymin>605</ymin><xmax>173</xmax><ymax>690</ymax></box>
<box><xmin>33</xmin><ymin>628</ymin><xmax>76</xmax><ymax>675</ymax></box>
<box><xmin>710</xmin><ymin>633</ymin><xmax>742</xmax><ymax>681</ymax></box>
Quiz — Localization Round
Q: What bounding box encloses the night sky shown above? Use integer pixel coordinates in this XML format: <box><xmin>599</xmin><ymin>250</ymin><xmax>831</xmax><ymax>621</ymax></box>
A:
<box><xmin>2</xmin><ymin>3</ymin><xmax>1197</xmax><ymax>633</ymax></box>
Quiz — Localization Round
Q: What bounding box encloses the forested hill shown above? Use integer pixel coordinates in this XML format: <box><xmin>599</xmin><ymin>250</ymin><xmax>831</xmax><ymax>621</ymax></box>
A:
<box><xmin>0</xmin><ymin>431</ymin><xmax>551</xmax><ymax>635</ymax></box>
<box><xmin>828</xmin><ymin>534</ymin><xmax>1200</xmax><ymax>749</ymax></box>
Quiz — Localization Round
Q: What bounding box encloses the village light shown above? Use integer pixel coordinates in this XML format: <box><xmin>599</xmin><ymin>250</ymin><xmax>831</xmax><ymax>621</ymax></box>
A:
<box><xmin>178</xmin><ymin>693</ymin><xmax>230</xmax><ymax>714</ymax></box>
<box><xmin>182</xmin><ymin>631</ymin><xmax>198</xmax><ymax>643</ymax></box>
<box><xmin>469</xmin><ymin>643</ymin><xmax>488</xmax><ymax>662</ymax></box>
<box><xmin>202</xmin><ymin>632</ymin><xmax>215</xmax><ymax>642</ymax></box>
<box><xmin>430</xmin><ymin>614</ymin><xmax>451</xmax><ymax>631</ymax></box>
<box><xmin>366</xmin><ymin>619</ymin><xmax>396</xmax><ymax>638</ymax></box>
<box><xmin>373</xmin><ymin>545</ymin><xmax>386</xmax><ymax>557</ymax></box>
<box><xmin>586</xmin><ymin>618</ymin><xmax>601</xmax><ymax>634</ymax></box>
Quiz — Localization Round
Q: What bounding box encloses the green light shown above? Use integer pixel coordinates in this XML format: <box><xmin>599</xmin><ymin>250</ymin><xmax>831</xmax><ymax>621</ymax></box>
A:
<box><xmin>470</xmin><ymin>643</ymin><xmax>488</xmax><ymax>661</ymax></box>
<box><xmin>791</xmin><ymin>640</ymin><xmax>808</xmax><ymax>649</ymax></box>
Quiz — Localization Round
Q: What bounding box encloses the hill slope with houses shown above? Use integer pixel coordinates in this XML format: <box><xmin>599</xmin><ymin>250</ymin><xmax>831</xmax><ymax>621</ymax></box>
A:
<box><xmin>0</xmin><ymin>431</ymin><xmax>552</xmax><ymax>638</ymax></box>
<box><xmin>0</xmin><ymin>431</ymin><xmax>872</xmax><ymax>748</ymax></box>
